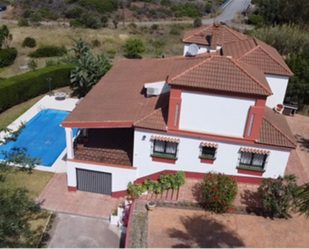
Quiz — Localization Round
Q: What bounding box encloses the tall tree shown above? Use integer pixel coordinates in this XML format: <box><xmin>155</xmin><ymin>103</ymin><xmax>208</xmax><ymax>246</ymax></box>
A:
<box><xmin>0</xmin><ymin>125</ymin><xmax>41</xmax><ymax>247</ymax></box>
<box><xmin>0</xmin><ymin>25</ymin><xmax>12</xmax><ymax>49</ymax></box>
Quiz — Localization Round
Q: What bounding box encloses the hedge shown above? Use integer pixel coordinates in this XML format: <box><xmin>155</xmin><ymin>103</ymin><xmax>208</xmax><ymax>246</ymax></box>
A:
<box><xmin>0</xmin><ymin>64</ymin><xmax>75</xmax><ymax>113</ymax></box>
<box><xmin>28</xmin><ymin>45</ymin><xmax>67</xmax><ymax>58</ymax></box>
<box><xmin>0</xmin><ymin>48</ymin><xmax>18</xmax><ymax>68</ymax></box>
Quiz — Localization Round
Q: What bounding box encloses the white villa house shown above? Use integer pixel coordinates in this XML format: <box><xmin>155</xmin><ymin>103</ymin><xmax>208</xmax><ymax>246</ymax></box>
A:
<box><xmin>61</xmin><ymin>22</ymin><xmax>296</xmax><ymax>197</ymax></box>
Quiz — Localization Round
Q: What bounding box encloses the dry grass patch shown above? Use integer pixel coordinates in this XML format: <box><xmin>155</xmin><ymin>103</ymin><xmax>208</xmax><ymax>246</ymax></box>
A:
<box><xmin>0</xmin><ymin>23</ymin><xmax>185</xmax><ymax>77</ymax></box>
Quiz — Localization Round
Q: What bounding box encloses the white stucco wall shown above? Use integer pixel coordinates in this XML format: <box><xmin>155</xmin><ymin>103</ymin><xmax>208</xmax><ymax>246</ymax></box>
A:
<box><xmin>183</xmin><ymin>43</ymin><xmax>209</xmax><ymax>56</ymax></box>
<box><xmin>265</xmin><ymin>75</ymin><xmax>289</xmax><ymax>109</ymax></box>
<box><xmin>67</xmin><ymin>161</ymin><xmax>137</xmax><ymax>192</ymax></box>
<box><xmin>179</xmin><ymin>92</ymin><xmax>255</xmax><ymax>137</ymax></box>
<box><xmin>133</xmin><ymin>130</ymin><xmax>291</xmax><ymax>180</ymax></box>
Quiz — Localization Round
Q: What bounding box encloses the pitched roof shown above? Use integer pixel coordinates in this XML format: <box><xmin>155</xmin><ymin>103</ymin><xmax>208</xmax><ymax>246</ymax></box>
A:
<box><xmin>183</xmin><ymin>22</ymin><xmax>247</xmax><ymax>46</ymax></box>
<box><xmin>222</xmin><ymin>38</ymin><xmax>293</xmax><ymax>76</ymax></box>
<box><xmin>169</xmin><ymin>56</ymin><xmax>272</xmax><ymax>96</ymax></box>
<box><xmin>62</xmin><ymin>56</ymin><xmax>209</xmax><ymax>127</ymax></box>
<box><xmin>134</xmin><ymin>105</ymin><xmax>168</xmax><ymax>131</ymax></box>
<box><xmin>257</xmin><ymin>107</ymin><xmax>297</xmax><ymax>148</ymax></box>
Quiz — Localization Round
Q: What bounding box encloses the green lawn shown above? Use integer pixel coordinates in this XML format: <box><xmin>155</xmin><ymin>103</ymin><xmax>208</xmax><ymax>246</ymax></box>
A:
<box><xmin>0</xmin><ymin>170</ymin><xmax>54</xmax><ymax>199</ymax></box>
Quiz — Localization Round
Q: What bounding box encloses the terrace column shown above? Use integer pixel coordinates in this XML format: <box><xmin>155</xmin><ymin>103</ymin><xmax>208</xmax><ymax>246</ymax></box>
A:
<box><xmin>65</xmin><ymin>128</ymin><xmax>74</xmax><ymax>159</ymax></box>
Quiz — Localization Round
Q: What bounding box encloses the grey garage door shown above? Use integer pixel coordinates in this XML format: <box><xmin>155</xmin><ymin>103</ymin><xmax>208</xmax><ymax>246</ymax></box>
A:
<box><xmin>76</xmin><ymin>169</ymin><xmax>112</xmax><ymax>195</ymax></box>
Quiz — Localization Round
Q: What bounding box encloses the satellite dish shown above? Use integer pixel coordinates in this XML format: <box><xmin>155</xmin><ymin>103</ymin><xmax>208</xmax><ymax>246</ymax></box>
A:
<box><xmin>186</xmin><ymin>43</ymin><xmax>199</xmax><ymax>57</ymax></box>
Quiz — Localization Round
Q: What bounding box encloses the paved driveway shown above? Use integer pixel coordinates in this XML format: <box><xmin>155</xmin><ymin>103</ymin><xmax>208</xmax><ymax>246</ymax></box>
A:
<box><xmin>285</xmin><ymin>114</ymin><xmax>309</xmax><ymax>184</ymax></box>
<box><xmin>48</xmin><ymin>213</ymin><xmax>121</xmax><ymax>248</ymax></box>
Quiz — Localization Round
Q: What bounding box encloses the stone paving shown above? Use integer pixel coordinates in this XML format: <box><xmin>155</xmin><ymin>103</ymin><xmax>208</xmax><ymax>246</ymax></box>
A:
<box><xmin>39</xmin><ymin>173</ymin><xmax>122</xmax><ymax>219</ymax></box>
<box><xmin>285</xmin><ymin>114</ymin><xmax>309</xmax><ymax>184</ymax></box>
<box><xmin>148</xmin><ymin>207</ymin><xmax>309</xmax><ymax>248</ymax></box>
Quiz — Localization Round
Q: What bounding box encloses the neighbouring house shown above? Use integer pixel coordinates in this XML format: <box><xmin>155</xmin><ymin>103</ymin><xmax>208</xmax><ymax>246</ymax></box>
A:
<box><xmin>61</xmin><ymin>23</ymin><xmax>297</xmax><ymax>197</ymax></box>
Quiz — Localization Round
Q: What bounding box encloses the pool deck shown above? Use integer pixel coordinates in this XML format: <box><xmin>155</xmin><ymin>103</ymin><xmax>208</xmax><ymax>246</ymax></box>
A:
<box><xmin>0</xmin><ymin>95</ymin><xmax>79</xmax><ymax>173</ymax></box>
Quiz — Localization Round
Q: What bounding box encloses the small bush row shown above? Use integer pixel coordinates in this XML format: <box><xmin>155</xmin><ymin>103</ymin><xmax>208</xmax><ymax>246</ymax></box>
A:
<box><xmin>127</xmin><ymin>171</ymin><xmax>186</xmax><ymax>199</ymax></box>
<box><xmin>0</xmin><ymin>48</ymin><xmax>17</xmax><ymax>68</ymax></box>
<box><xmin>0</xmin><ymin>65</ymin><xmax>75</xmax><ymax>113</ymax></box>
<box><xmin>28</xmin><ymin>45</ymin><xmax>67</xmax><ymax>58</ymax></box>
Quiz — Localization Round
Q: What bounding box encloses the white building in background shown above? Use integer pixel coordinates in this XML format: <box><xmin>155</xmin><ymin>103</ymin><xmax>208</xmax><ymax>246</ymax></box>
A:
<box><xmin>61</xmin><ymin>24</ymin><xmax>296</xmax><ymax>197</ymax></box>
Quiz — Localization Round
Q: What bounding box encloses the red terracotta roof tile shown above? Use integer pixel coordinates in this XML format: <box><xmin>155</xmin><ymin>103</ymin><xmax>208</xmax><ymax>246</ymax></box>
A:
<box><xmin>169</xmin><ymin>56</ymin><xmax>272</xmax><ymax>96</ymax></box>
<box><xmin>183</xmin><ymin>23</ymin><xmax>247</xmax><ymax>46</ymax></box>
<box><xmin>222</xmin><ymin>38</ymin><xmax>293</xmax><ymax>76</ymax></box>
<box><xmin>134</xmin><ymin>105</ymin><xmax>168</xmax><ymax>131</ymax></box>
<box><xmin>151</xmin><ymin>135</ymin><xmax>180</xmax><ymax>143</ymax></box>
<box><xmin>257</xmin><ymin>107</ymin><xmax>297</xmax><ymax>148</ymax></box>
<box><xmin>200</xmin><ymin>142</ymin><xmax>219</xmax><ymax>148</ymax></box>
<box><xmin>62</xmin><ymin>56</ymin><xmax>208</xmax><ymax>127</ymax></box>
<box><xmin>240</xmin><ymin>147</ymin><xmax>270</xmax><ymax>155</ymax></box>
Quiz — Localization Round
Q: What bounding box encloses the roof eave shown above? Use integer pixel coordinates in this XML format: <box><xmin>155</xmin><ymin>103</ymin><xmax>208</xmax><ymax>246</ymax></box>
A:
<box><xmin>61</xmin><ymin>121</ymin><xmax>134</xmax><ymax>128</ymax></box>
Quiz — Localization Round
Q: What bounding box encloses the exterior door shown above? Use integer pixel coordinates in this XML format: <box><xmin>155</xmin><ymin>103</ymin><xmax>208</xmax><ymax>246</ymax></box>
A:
<box><xmin>76</xmin><ymin>168</ymin><xmax>112</xmax><ymax>195</ymax></box>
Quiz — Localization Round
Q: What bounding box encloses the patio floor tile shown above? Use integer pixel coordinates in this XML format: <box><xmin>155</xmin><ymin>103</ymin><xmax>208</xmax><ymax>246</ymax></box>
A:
<box><xmin>39</xmin><ymin>173</ymin><xmax>123</xmax><ymax>219</ymax></box>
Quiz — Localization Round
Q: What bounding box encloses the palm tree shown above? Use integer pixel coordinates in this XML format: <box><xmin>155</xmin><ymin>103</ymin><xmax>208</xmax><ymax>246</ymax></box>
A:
<box><xmin>297</xmin><ymin>183</ymin><xmax>309</xmax><ymax>218</ymax></box>
<box><xmin>70</xmin><ymin>38</ymin><xmax>90</xmax><ymax>59</ymax></box>
<box><xmin>70</xmin><ymin>52</ymin><xmax>112</xmax><ymax>97</ymax></box>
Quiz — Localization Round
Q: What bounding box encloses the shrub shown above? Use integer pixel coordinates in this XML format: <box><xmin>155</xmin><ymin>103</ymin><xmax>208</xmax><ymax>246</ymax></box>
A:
<box><xmin>27</xmin><ymin>59</ymin><xmax>37</xmax><ymax>71</ymax></box>
<box><xmin>45</xmin><ymin>59</ymin><xmax>61</xmax><ymax>67</ymax></box>
<box><xmin>193</xmin><ymin>17</ymin><xmax>202</xmax><ymax>28</ymax></box>
<box><xmin>127</xmin><ymin>171</ymin><xmax>186</xmax><ymax>199</ymax></box>
<box><xmin>123</xmin><ymin>38</ymin><xmax>145</xmax><ymax>59</ymax></box>
<box><xmin>258</xmin><ymin>175</ymin><xmax>299</xmax><ymax>219</ymax></box>
<box><xmin>128</xmin><ymin>182</ymin><xmax>146</xmax><ymax>200</ymax></box>
<box><xmin>64</xmin><ymin>7</ymin><xmax>83</xmax><ymax>19</ymax></box>
<box><xmin>22</xmin><ymin>37</ymin><xmax>36</xmax><ymax>48</ymax></box>
<box><xmin>107</xmin><ymin>49</ymin><xmax>116</xmax><ymax>58</ymax></box>
<box><xmin>200</xmin><ymin>172</ymin><xmax>238</xmax><ymax>213</ymax></box>
<box><xmin>29</xmin><ymin>12</ymin><xmax>43</xmax><ymax>25</ymax></box>
<box><xmin>91</xmin><ymin>39</ymin><xmax>101</xmax><ymax>48</ymax></box>
<box><xmin>18</xmin><ymin>18</ymin><xmax>29</xmax><ymax>27</ymax></box>
<box><xmin>248</xmin><ymin>14</ymin><xmax>265</xmax><ymax>28</ymax></box>
<box><xmin>69</xmin><ymin>19</ymin><xmax>83</xmax><ymax>28</ymax></box>
<box><xmin>0</xmin><ymin>65</ymin><xmax>75</xmax><ymax>113</ymax></box>
<box><xmin>0</xmin><ymin>48</ymin><xmax>17</xmax><ymax>68</ymax></box>
<box><xmin>79</xmin><ymin>0</ymin><xmax>118</xmax><ymax>14</ymax></box>
<box><xmin>29</xmin><ymin>45</ymin><xmax>67</xmax><ymax>58</ymax></box>
<box><xmin>101</xmin><ymin>15</ymin><xmax>109</xmax><ymax>27</ymax></box>
<box><xmin>169</xmin><ymin>26</ymin><xmax>181</xmax><ymax>35</ymax></box>
<box><xmin>151</xmin><ymin>24</ymin><xmax>159</xmax><ymax>31</ymax></box>
<box><xmin>80</xmin><ymin>13</ymin><xmax>101</xmax><ymax>29</ymax></box>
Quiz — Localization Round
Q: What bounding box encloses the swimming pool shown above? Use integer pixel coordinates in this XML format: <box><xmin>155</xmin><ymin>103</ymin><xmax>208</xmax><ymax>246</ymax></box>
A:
<box><xmin>0</xmin><ymin>109</ymin><xmax>78</xmax><ymax>167</ymax></box>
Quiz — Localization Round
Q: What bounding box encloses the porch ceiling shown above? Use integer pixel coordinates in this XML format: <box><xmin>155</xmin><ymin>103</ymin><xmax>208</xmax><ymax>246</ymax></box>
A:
<box><xmin>74</xmin><ymin>128</ymin><xmax>134</xmax><ymax>166</ymax></box>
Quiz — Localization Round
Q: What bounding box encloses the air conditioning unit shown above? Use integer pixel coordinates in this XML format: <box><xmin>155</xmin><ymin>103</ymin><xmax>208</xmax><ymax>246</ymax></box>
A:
<box><xmin>144</xmin><ymin>81</ymin><xmax>171</xmax><ymax>97</ymax></box>
<box><xmin>147</xmin><ymin>87</ymin><xmax>161</xmax><ymax>96</ymax></box>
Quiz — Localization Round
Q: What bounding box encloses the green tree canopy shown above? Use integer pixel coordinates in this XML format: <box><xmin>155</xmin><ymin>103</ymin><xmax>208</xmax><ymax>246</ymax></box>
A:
<box><xmin>123</xmin><ymin>38</ymin><xmax>145</xmax><ymax>59</ymax></box>
<box><xmin>0</xmin><ymin>125</ymin><xmax>42</xmax><ymax>247</ymax></box>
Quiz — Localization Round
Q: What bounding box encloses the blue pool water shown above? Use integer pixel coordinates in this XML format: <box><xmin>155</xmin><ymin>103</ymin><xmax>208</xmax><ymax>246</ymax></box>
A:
<box><xmin>0</xmin><ymin>109</ymin><xmax>78</xmax><ymax>167</ymax></box>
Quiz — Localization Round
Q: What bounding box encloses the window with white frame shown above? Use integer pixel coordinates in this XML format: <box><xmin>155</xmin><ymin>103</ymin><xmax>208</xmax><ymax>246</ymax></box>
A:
<box><xmin>239</xmin><ymin>152</ymin><xmax>268</xmax><ymax>169</ymax></box>
<box><xmin>153</xmin><ymin>140</ymin><xmax>178</xmax><ymax>158</ymax></box>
